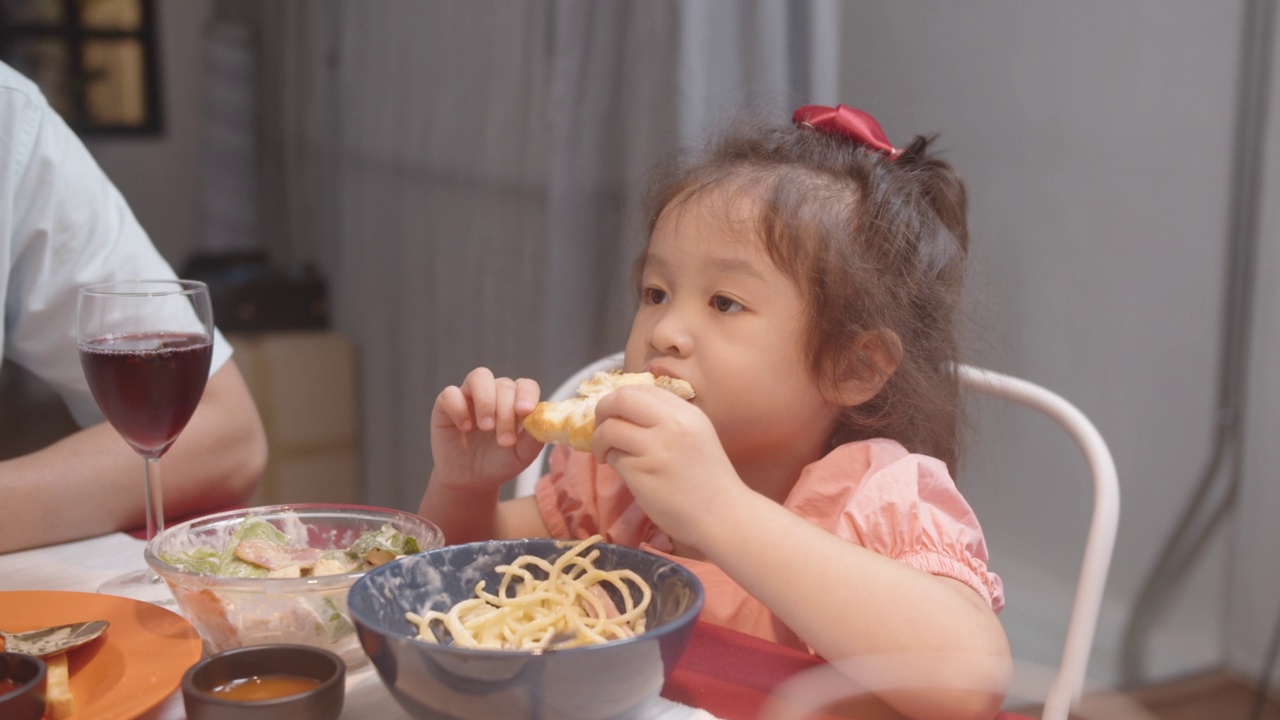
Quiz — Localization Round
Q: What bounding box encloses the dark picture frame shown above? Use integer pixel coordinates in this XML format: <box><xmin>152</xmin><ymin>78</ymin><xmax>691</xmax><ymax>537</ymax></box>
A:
<box><xmin>0</xmin><ymin>0</ymin><xmax>162</xmax><ymax>135</ymax></box>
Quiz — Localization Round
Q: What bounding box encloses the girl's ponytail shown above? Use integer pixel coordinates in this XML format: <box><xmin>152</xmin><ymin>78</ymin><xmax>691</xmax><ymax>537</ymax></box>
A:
<box><xmin>898</xmin><ymin>134</ymin><xmax>969</xmax><ymax>267</ymax></box>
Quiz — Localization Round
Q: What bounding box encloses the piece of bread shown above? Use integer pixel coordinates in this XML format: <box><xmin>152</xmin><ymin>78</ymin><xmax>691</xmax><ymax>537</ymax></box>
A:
<box><xmin>44</xmin><ymin>651</ymin><xmax>74</xmax><ymax>719</ymax></box>
<box><xmin>522</xmin><ymin>371</ymin><xmax>695</xmax><ymax>451</ymax></box>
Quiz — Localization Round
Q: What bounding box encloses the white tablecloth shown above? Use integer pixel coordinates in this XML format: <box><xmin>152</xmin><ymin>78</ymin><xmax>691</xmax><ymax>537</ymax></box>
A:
<box><xmin>0</xmin><ymin>533</ymin><xmax>717</xmax><ymax>719</ymax></box>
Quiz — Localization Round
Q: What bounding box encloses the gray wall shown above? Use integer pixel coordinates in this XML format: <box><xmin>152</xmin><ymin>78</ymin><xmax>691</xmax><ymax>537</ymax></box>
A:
<box><xmin>838</xmin><ymin>0</ymin><xmax>1277</xmax><ymax>690</ymax></box>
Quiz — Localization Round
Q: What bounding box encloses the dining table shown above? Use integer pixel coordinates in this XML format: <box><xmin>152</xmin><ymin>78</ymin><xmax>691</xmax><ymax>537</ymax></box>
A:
<box><xmin>0</xmin><ymin>531</ymin><xmax>840</xmax><ymax>720</ymax></box>
<box><xmin>1</xmin><ymin>532</ymin><xmax>1033</xmax><ymax>720</ymax></box>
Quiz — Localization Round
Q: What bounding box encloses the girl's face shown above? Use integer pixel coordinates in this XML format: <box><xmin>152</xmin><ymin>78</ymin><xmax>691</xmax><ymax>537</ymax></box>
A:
<box><xmin>625</xmin><ymin>193</ymin><xmax>842</xmax><ymax>467</ymax></box>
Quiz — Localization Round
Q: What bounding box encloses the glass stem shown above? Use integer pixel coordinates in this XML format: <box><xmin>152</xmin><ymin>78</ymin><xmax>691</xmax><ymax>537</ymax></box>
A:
<box><xmin>144</xmin><ymin>456</ymin><xmax>165</xmax><ymax>541</ymax></box>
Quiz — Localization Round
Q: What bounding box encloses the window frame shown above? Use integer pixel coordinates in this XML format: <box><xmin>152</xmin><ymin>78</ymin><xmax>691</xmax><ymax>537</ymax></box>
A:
<box><xmin>0</xmin><ymin>0</ymin><xmax>162</xmax><ymax>136</ymax></box>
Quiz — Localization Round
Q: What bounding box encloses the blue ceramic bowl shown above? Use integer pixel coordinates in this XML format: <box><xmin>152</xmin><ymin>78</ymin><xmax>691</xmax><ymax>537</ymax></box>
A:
<box><xmin>348</xmin><ymin>538</ymin><xmax>704</xmax><ymax>720</ymax></box>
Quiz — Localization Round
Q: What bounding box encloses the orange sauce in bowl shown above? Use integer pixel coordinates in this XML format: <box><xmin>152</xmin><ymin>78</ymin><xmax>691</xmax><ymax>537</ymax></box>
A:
<box><xmin>209</xmin><ymin>674</ymin><xmax>322</xmax><ymax>701</ymax></box>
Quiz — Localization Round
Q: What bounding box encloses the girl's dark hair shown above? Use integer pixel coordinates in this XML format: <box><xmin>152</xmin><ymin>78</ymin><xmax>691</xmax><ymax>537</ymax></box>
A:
<box><xmin>639</xmin><ymin>113</ymin><xmax>969</xmax><ymax>472</ymax></box>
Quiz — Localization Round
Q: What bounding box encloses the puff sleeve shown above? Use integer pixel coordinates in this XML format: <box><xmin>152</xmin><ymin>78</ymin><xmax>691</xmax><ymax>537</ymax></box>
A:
<box><xmin>788</xmin><ymin>439</ymin><xmax>1005</xmax><ymax>612</ymax></box>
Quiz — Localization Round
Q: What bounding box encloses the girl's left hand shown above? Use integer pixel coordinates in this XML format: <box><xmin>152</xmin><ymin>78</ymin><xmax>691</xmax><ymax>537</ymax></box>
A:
<box><xmin>591</xmin><ymin>384</ymin><xmax>742</xmax><ymax>546</ymax></box>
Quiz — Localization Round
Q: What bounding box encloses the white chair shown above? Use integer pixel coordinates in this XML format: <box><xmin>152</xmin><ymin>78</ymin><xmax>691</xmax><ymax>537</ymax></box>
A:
<box><xmin>511</xmin><ymin>354</ymin><xmax>1119</xmax><ymax>720</ymax></box>
<box><xmin>956</xmin><ymin>364</ymin><xmax>1119</xmax><ymax>720</ymax></box>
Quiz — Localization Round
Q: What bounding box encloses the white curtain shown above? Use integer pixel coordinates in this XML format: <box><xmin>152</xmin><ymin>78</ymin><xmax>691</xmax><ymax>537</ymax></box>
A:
<box><xmin>245</xmin><ymin>0</ymin><xmax>841</xmax><ymax>510</ymax></box>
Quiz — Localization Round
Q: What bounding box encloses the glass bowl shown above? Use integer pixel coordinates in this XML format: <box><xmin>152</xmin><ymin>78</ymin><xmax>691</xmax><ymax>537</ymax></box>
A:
<box><xmin>146</xmin><ymin>503</ymin><xmax>444</xmax><ymax>666</ymax></box>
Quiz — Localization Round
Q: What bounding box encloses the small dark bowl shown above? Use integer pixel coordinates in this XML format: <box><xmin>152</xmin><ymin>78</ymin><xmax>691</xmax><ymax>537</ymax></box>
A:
<box><xmin>0</xmin><ymin>652</ymin><xmax>46</xmax><ymax>720</ymax></box>
<box><xmin>181</xmin><ymin>644</ymin><xmax>345</xmax><ymax>720</ymax></box>
<box><xmin>348</xmin><ymin>538</ymin><xmax>705</xmax><ymax>720</ymax></box>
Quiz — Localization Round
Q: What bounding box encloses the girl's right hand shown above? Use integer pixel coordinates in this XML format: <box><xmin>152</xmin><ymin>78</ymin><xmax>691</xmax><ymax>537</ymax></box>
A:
<box><xmin>429</xmin><ymin>367</ymin><xmax>544</xmax><ymax>491</ymax></box>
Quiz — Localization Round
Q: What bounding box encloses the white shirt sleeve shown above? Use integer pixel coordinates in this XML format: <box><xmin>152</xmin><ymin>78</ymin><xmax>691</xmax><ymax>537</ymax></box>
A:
<box><xmin>1</xmin><ymin>62</ymin><xmax>232</xmax><ymax>427</ymax></box>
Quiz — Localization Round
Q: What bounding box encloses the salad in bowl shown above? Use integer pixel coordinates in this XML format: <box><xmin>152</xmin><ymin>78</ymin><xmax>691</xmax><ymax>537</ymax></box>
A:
<box><xmin>146</xmin><ymin>504</ymin><xmax>443</xmax><ymax>665</ymax></box>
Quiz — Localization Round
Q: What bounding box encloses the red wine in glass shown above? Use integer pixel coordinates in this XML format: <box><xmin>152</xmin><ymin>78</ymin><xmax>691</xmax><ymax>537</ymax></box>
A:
<box><xmin>77</xmin><ymin>280</ymin><xmax>214</xmax><ymax>605</ymax></box>
<box><xmin>79</xmin><ymin>332</ymin><xmax>212</xmax><ymax>458</ymax></box>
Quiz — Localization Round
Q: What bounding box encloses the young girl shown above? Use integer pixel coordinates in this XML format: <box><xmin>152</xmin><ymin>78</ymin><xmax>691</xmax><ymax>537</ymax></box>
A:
<box><xmin>419</xmin><ymin>104</ymin><xmax>1011</xmax><ymax>720</ymax></box>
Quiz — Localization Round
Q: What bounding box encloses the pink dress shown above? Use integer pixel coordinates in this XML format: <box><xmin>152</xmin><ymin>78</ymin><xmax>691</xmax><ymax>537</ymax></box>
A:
<box><xmin>535</xmin><ymin>437</ymin><xmax>1004</xmax><ymax>652</ymax></box>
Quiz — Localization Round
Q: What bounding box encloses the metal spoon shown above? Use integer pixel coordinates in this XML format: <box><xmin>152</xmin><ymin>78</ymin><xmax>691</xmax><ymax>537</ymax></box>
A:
<box><xmin>0</xmin><ymin>620</ymin><xmax>109</xmax><ymax>658</ymax></box>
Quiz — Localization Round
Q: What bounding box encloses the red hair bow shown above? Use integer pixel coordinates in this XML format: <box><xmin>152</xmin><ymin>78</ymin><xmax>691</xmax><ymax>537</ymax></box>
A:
<box><xmin>792</xmin><ymin>104</ymin><xmax>902</xmax><ymax>160</ymax></box>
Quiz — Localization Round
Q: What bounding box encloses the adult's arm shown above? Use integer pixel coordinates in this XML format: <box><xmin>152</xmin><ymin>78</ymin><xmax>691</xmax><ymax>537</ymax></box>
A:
<box><xmin>0</xmin><ymin>360</ymin><xmax>267</xmax><ymax>553</ymax></box>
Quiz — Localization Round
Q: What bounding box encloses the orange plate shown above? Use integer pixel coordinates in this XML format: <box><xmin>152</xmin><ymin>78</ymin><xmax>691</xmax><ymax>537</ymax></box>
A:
<box><xmin>0</xmin><ymin>590</ymin><xmax>202</xmax><ymax>720</ymax></box>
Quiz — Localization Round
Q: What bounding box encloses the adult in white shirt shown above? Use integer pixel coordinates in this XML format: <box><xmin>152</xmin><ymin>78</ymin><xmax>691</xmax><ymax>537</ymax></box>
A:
<box><xmin>0</xmin><ymin>61</ymin><xmax>267</xmax><ymax>553</ymax></box>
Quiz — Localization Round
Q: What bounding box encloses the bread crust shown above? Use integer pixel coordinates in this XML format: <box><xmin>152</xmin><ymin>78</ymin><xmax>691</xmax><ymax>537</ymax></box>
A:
<box><xmin>522</xmin><ymin>371</ymin><xmax>695</xmax><ymax>451</ymax></box>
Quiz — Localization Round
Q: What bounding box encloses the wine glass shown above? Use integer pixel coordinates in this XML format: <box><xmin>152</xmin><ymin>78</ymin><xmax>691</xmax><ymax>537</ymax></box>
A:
<box><xmin>77</xmin><ymin>279</ymin><xmax>214</xmax><ymax>604</ymax></box>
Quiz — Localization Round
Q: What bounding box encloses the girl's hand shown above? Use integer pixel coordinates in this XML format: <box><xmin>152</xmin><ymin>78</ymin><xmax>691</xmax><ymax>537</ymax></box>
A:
<box><xmin>591</xmin><ymin>384</ymin><xmax>743</xmax><ymax>546</ymax></box>
<box><xmin>430</xmin><ymin>367</ymin><xmax>544</xmax><ymax>491</ymax></box>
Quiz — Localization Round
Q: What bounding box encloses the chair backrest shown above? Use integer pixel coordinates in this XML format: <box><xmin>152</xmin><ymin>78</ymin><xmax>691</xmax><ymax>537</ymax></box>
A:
<box><xmin>510</xmin><ymin>354</ymin><xmax>1119</xmax><ymax>720</ymax></box>
<box><xmin>955</xmin><ymin>364</ymin><xmax>1119</xmax><ymax>720</ymax></box>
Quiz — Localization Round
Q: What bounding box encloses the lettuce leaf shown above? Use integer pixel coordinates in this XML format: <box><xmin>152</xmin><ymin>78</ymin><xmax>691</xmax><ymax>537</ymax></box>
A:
<box><xmin>347</xmin><ymin>523</ymin><xmax>421</xmax><ymax>559</ymax></box>
<box><xmin>162</xmin><ymin>515</ymin><xmax>283</xmax><ymax>577</ymax></box>
<box><xmin>161</xmin><ymin>517</ymin><xmax>421</xmax><ymax>578</ymax></box>
<box><xmin>160</xmin><ymin>546</ymin><xmax>223</xmax><ymax>575</ymax></box>
<box><xmin>234</xmin><ymin>516</ymin><xmax>289</xmax><ymax>545</ymax></box>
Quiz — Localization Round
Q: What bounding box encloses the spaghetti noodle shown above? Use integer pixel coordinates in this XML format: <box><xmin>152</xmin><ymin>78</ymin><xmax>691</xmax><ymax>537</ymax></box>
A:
<box><xmin>406</xmin><ymin>535</ymin><xmax>652</xmax><ymax>650</ymax></box>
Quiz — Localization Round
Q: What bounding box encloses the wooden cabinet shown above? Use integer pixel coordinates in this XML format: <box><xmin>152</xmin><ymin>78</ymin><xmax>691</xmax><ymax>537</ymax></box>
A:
<box><xmin>227</xmin><ymin>331</ymin><xmax>361</xmax><ymax>505</ymax></box>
